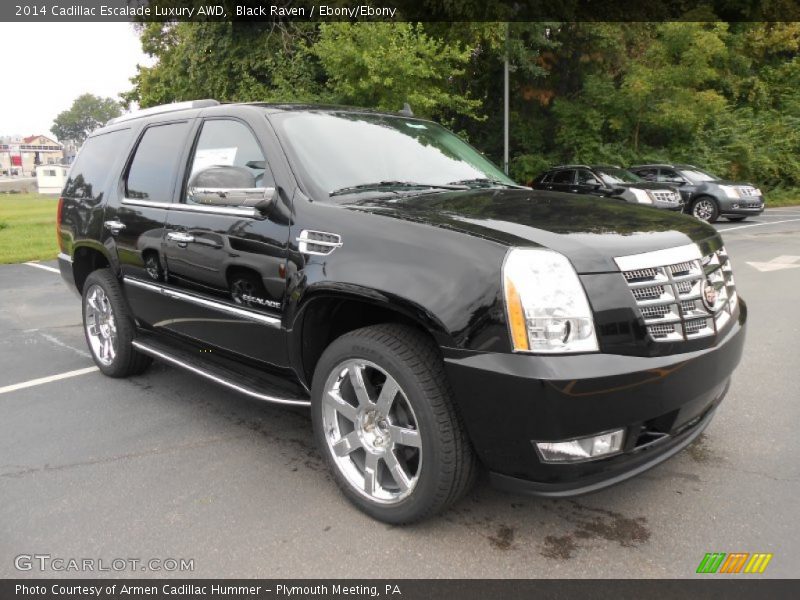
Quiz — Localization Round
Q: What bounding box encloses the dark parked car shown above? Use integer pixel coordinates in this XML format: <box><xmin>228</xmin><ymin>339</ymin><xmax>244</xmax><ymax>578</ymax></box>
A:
<box><xmin>532</xmin><ymin>165</ymin><xmax>683</xmax><ymax>210</ymax></box>
<box><xmin>57</xmin><ymin>100</ymin><xmax>745</xmax><ymax>523</ymax></box>
<box><xmin>628</xmin><ymin>164</ymin><xmax>765</xmax><ymax>223</ymax></box>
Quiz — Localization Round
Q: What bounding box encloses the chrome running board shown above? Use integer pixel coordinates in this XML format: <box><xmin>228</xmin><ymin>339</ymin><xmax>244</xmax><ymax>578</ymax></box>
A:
<box><xmin>132</xmin><ymin>338</ymin><xmax>310</xmax><ymax>408</ymax></box>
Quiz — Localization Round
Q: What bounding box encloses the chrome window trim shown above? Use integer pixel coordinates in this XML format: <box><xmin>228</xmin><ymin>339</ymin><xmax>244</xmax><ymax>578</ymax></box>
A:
<box><xmin>122</xmin><ymin>198</ymin><xmax>259</xmax><ymax>218</ymax></box>
<box><xmin>614</xmin><ymin>243</ymin><xmax>701</xmax><ymax>272</ymax></box>
<box><xmin>123</xmin><ymin>277</ymin><xmax>281</xmax><ymax>327</ymax></box>
<box><xmin>131</xmin><ymin>340</ymin><xmax>309</xmax><ymax>407</ymax></box>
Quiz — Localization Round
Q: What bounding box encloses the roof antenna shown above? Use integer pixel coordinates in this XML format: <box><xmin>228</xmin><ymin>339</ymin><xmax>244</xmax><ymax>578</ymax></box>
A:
<box><xmin>399</xmin><ymin>102</ymin><xmax>414</xmax><ymax>117</ymax></box>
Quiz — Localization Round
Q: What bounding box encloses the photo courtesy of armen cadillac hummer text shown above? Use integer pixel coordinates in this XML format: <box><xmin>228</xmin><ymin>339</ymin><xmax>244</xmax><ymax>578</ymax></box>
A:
<box><xmin>56</xmin><ymin>100</ymin><xmax>746</xmax><ymax>524</ymax></box>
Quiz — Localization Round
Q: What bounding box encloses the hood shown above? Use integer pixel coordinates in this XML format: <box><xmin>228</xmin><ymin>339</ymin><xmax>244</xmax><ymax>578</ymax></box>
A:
<box><xmin>344</xmin><ymin>189</ymin><xmax>718</xmax><ymax>273</ymax></box>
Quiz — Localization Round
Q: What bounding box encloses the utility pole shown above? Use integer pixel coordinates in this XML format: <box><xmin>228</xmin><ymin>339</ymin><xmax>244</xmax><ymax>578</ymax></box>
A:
<box><xmin>503</xmin><ymin>22</ymin><xmax>510</xmax><ymax>175</ymax></box>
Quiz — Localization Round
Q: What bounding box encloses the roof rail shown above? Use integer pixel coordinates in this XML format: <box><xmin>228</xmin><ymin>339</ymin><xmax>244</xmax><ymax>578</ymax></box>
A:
<box><xmin>107</xmin><ymin>99</ymin><xmax>220</xmax><ymax>125</ymax></box>
<box><xmin>553</xmin><ymin>164</ymin><xmax>593</xmax><ymax>169</ymax></box>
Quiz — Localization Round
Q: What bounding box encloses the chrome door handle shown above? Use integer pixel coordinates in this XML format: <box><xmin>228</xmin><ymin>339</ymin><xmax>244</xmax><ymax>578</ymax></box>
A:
<box><xmin>104</xmin><ymin>220</ymin><xmax>126</xmax><ymax>234</ymax></box>
<box><xmin>166</xmin><ymin>232</ymin><xmax>195</xmax><ymax>244</ymax></box>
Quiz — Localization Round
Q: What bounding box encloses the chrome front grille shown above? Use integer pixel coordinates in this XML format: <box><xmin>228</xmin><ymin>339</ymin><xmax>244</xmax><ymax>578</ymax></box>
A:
<box><xmin>615</xmin><ymin>244</ymin><xmax>738</xmax><ymax>342</ymax></box>
<box><xmin>651</xmin><ymin>190</ymin><xmax>682</xmax><ymax>205</ymax></box>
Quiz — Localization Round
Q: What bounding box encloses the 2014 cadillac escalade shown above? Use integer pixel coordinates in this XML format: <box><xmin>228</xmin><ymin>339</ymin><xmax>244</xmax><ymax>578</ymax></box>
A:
<box><xmin>56</xmin><ymin>100</ymin><xmax>746</xmax><ymax>523</ymax></box>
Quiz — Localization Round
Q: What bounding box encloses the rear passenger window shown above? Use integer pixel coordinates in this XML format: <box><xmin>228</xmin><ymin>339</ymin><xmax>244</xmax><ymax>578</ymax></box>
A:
<box><xmin>125</xmin><ymin>122</ymin><xmax>190</xmax><ymax>202</ymax></box>
<box><xmin>551</xmin><ymin>170</ymin><xmax>575</xmax><ymax>184</ymax></box>
<box><xmin>63</xmin><ymin>129</ymin><xmax>133</xmax><ymax>199</ymax></box>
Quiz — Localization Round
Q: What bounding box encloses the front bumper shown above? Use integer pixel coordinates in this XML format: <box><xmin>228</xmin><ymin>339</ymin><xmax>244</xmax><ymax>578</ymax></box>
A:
<box><xmin>718</xmin><ymin>197</ymin><xmax>765</xmax><ymax>216</ymax></box>
<box><xmin>442</xmin><ymin>307</ymin><xmax>746</xmax><ymax>496</ymax></box>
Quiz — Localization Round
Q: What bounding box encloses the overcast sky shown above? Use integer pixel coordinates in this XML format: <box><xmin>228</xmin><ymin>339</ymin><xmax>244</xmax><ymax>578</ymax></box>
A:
<box><xmin>0</xmin><ymin>23</ymin><xmax>152</xmax><ymax>140</ymax></box>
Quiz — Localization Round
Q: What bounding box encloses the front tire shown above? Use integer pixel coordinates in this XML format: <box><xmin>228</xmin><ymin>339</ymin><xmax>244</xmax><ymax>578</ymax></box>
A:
<box><xmin>311</xmin><ymin>324</ymin><xmax>476</xmax><ymax>524</ymax></box>
<box><xmin>691</xmin><ymin>197</ymin><xmax>720</xmax><ymax>223</ymax></box>
<box><xmin>82</xmin><ymin>269</ymin><xmax>151</xmax><ymax>377</ymax></box>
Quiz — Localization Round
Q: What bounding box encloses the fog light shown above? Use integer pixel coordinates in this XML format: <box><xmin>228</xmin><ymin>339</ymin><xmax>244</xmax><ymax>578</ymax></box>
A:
<box><xmin>534</xmin><ymin>429</ymin><xmax>625</xmax><ymax>463</ymax></box>
<box><xmin>731</xmin><ymin>203</ymin><xmax>740</xmax><ymax>209</ymax></box>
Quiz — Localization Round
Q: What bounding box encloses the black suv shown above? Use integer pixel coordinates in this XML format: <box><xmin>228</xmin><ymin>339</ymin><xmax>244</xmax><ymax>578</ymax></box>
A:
<box><xmin>532</xmin><ymin>165</ymin><xmax>684</xmax><ymax>211</ymax></box>
<box><xmin>57</xmin><ymin>101</ymin><xmax>746</xmax><ymax>523</ymax></box>
<box><xmin>629</xmin><ymin>164</ymin><xmax>766</xmax><ymax>223</ymax></box>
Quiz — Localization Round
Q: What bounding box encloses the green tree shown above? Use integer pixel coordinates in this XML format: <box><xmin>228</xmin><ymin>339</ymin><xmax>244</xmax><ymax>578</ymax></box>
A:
<box><xmin>312</xmin><ymin>22</ymin><xmax>481</xmax><ymax>120</ymax></box>
<box><xmin>51</xmin><ymin>94</ymin><xmax>123</xmax><ymax>143</ymax></box>
<box><xmin>125</xmin><ymin>22</ymin><xmax>322</xmax><ymax>107</ymax></box>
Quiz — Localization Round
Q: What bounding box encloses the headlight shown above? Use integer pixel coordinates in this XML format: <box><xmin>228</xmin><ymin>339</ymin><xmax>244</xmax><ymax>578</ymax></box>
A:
<box><xmin>502</xmin><ymin>248</ymin><xmax>599</xmax><ymax>353</ymax></box>
<box><xmin>719</xmin><ymin>185</ymin><xmax>740</xmax><ymax>199</ymax></box>
<box><xmin>630</xmin><ymin>188</ymin><xmax>652</xmax><ymax>204</ymax></box>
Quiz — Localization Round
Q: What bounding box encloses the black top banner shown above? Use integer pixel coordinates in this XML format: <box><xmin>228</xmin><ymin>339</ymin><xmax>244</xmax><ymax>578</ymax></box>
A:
<box><xmin>3</xmin><ymin>0</ymin><xmax>800</xmax><ymax>22</ymax></box>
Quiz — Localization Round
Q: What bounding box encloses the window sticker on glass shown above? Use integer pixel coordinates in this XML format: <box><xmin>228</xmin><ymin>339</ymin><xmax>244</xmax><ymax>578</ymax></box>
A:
<box><xmin>191</xmin><ymin>147</ymin><xmax>237</xmax><ymax>175</ymax></box>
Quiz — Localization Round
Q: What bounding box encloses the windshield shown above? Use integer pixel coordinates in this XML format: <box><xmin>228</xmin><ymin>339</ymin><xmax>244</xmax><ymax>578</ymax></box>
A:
<box><xmin>594</xmin><ymin>168</ymin><xmax>643</xmax><ymax>185</ymax></box>
<box><xmin>679</xmin><ymin>169</ymin><xmax>718</xmax><ymax>183</ymax></box>
<box><xmin>271</xmin><ymin>111</ymin><xmax>516</xmax><ymax>198</ymax></box>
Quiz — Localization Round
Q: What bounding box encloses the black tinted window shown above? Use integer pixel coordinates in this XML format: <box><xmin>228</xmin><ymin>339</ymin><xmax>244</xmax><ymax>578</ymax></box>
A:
<box><xmin>551</xmin><ymin>170</ymin><xmax>575</xmax><ymax>184</ymax></box>
<box><xmin>126</xmin><ymin>122</ymin><xmax>190</xmax><ymax>201</ymax></box>
<box><xmin>634</xmin><ymin>168</ymin><xmax>658</xmax><ymax>181</ymax></box>
<box><xmin>186</xmin><ymin>119</ymin><xmax>272</xmax><ymax>203</ymax></box>
<box><xmin>658</xmin><ymin>168</ymin><xmax>685</xmax><ymax>183</ymax></box>
<box><xmin>577</xmin><ymin>169</ymin><xmax>601</xmax><ymax>185</ymax></box>
<box><xmin>63</xmin><ymin>129</ymin><xmax>133</xmax><ymax>199</ymax></box>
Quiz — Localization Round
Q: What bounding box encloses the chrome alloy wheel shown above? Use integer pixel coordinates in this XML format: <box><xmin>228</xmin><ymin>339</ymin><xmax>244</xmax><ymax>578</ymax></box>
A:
<box><xmin>84</xmin><ymin>284</ymin><xmax>117</xmax><ymax>366</ymax></box>
<box><xmin>692</xmin><ymin>198</ymin><xmax>715</xmax><ymax>221</ymax></box>
<box><xmin>322</xmin><ymin>359</ymin><xmax>422</xmax><ymax>504</ymax></box>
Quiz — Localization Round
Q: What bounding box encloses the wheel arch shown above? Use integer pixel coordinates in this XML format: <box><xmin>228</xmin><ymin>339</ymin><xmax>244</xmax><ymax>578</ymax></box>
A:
<box><xmin>71</xmin><ymin>243</ymin><xmax>115</xmax><ymax>293</ymax></box>
<box><xmin>288</xmin><ymin>288</ymin><xmax>454</xmax><ymax>389</ymax></box>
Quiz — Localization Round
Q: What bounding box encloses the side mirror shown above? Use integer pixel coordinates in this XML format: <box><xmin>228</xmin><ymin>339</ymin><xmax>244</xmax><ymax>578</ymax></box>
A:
<box><xmin>188</xmin><ymin>166</ymin><xmax>275</xmax><ymax>212</ymax></box>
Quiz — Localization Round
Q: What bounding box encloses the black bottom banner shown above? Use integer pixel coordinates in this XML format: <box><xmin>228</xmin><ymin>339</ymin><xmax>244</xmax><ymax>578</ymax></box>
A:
<box><xmin>2</xmin><ymin>579</ymin><xmax>798</xmax><ymax>600</ymax></box>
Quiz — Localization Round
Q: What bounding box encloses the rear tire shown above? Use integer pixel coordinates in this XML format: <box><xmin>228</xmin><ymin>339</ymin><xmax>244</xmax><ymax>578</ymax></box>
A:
<box><xmin>311</xmin><ymin>324</ymin><xmax>477</xmax><ymax>524</ymax></box>
<box><xmin>82</xmin><ymin>269</ymin><xmax>152</xmax><ymax>377</ymax></box>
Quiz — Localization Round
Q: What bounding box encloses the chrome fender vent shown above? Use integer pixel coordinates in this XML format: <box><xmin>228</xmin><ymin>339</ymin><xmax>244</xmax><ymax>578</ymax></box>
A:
<box><xmin>297</xmin><ymin>230</ymin><xmax>343</xmax><ymax>256</ymax></box>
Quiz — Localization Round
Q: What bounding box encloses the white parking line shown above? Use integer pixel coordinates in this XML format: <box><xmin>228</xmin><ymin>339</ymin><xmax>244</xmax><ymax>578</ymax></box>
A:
<box><xmin>23</xmin><ymin>262</ymin><xmax>60</xmax><ymax>274</ymax></box>
<box><xmin>0</xmin><ymin>366</ymin><xmax>98</xmax><ymax>396</ymax></box>
<box><xmin>718</xmin><ymin>218</ymin><xmax>800</xmax><ymax>233</ymax></box>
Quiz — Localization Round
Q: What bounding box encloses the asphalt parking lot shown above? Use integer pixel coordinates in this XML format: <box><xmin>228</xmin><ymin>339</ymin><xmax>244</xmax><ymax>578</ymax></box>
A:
<box><xmin>2</xmin><ymin>208</ymin><xmax>799</xmax><ymax>579</ymax></box>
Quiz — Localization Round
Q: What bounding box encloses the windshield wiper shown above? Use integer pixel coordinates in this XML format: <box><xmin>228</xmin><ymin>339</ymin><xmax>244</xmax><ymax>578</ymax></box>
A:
<box><xmin>329</xmin><ymin>181</ymin><xmax>469</xmax><ymax>197</ymax></box>
<box><xmin>447</xmin><ymin>178</ymin><xmax>528</xmax><ymax>189</ymax></box>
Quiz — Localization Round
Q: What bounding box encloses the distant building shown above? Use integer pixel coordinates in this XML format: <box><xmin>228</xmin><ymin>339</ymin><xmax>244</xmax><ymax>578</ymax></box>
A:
<box><xmin>0</xmin><ymin>134</ymin><xmax>64</xmax><ymax>176</ymax></box>
<box><xmin>36</xmin><ymin>164</ymin><xmax>70</xmax><ymax>194</ymax></box>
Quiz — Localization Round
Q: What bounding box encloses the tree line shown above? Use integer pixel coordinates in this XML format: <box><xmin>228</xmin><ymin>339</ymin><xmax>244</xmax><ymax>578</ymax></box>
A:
<box><xmin>117</xmin><ymin>21</ymin><xmax>800</xmax><ymax>192</ymax></box>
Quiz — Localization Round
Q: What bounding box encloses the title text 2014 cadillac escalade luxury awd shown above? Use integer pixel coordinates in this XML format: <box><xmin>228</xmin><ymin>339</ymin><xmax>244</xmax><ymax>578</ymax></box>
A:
<box><xmin>56</xmin><ymin>100</ymin><xmax>746</xmax><ymax>523</ymax></box>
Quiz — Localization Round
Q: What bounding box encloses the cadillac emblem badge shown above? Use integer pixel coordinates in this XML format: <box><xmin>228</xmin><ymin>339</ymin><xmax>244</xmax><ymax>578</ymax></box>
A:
<box><xmin>701</xmin><ymin>279</ymin><xmax>719</xmax><ymax>312</ymax></box>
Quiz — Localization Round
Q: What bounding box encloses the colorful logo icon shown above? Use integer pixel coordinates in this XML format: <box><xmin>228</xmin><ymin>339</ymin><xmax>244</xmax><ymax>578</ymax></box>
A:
<box><xmin>696</xmin><ymin>552</ymin><xmax>773</xmax><ymax>574</ymax></box>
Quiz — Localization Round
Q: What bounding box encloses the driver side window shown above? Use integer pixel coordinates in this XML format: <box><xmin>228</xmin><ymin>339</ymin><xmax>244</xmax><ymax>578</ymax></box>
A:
<box><xmin>186</xmin><ymin>119</ymin><xmax>273</xmax><ymax>203</ymax></box>
<box><xmin>658</xmin><ymin>168</ymin><xmax>684</xmax><ymax>184</ymax></box>
<box><xmin>577</xmin><ymin>169</ymin><xmax>601</xmax><ymax>185</ymax></box>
